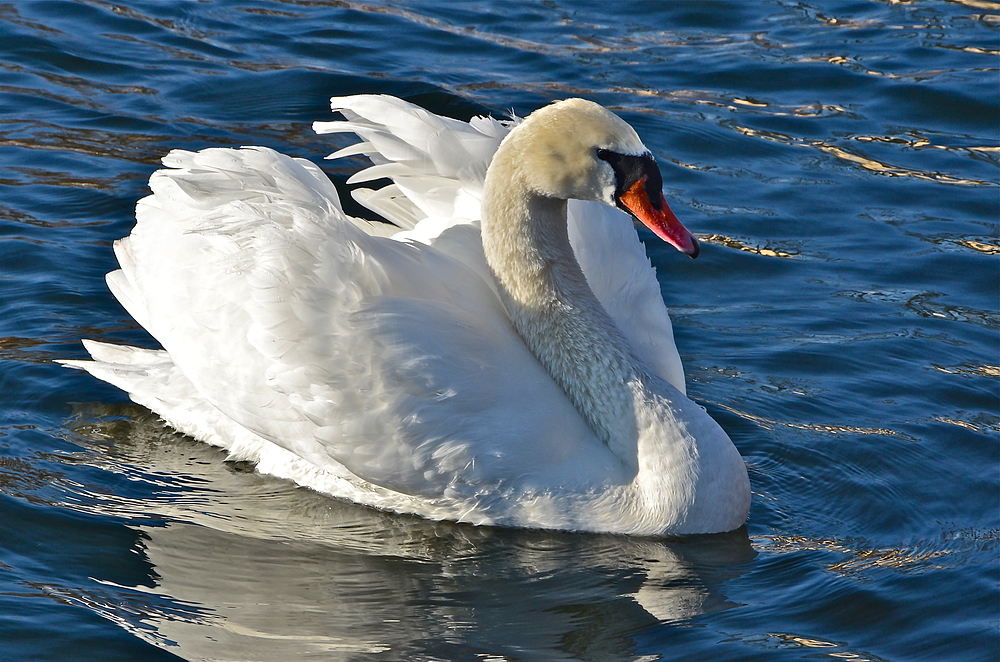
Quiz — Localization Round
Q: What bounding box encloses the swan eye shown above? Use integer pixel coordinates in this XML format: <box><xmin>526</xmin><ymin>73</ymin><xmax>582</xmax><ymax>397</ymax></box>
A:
<box><xmin>596</xmin><ymin>150</ymin><xmax>663</xmax><ymax>210</ymax></box>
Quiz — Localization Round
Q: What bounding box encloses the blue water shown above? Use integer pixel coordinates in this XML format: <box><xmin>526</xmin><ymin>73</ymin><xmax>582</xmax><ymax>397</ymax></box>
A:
<box><xmin>2</xmin><ymin>1</ymin><xmax>997</xmax><ymax>660</ymax></box>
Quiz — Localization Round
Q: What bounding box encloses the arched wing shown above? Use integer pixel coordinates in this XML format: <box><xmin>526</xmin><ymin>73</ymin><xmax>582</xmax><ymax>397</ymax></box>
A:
<box><xmin>104</xmin><ymin>146</ymin><xmax>612</xmax><ymax>498</ymax></box>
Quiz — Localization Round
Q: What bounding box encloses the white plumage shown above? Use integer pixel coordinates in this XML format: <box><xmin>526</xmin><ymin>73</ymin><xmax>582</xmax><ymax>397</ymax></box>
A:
<box><xmin>63</xmin><ymin>95</ymin><xmax>749</xmax><ymax>535</ymax></box>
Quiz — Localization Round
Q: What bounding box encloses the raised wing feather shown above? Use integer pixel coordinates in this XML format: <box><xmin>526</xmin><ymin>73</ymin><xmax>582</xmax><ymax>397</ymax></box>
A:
<box><xmin>315</xmin><ymin>94</ymin><xmax>513</xmax><ymax>230</ymax></box>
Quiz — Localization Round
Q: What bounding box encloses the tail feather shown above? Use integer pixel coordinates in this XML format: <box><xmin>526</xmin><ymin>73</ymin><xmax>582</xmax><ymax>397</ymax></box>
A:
<box><xmin>58</xmin><ymin>341</ymin><xmax>274</xmax><ymax>462</ymax></box>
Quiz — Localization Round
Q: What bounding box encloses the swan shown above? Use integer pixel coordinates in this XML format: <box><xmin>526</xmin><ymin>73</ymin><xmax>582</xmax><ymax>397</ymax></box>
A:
<box><xmin>62</xmin><ymin>95</ymin><xmax>750</xmax><ymax>535</ymax></box>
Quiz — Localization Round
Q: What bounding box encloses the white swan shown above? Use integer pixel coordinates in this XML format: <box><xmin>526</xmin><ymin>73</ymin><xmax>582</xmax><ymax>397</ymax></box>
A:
<box><xmin>63</xmin><ymin>95</ymin><xmax>750</xmax><ymax>535</ymax></box>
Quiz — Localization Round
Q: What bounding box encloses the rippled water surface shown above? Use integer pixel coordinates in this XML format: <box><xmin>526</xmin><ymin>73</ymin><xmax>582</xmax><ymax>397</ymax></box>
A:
<box><xmin>2</xmin><ymin>1</ymin><xmax>998</xmax><ymax>660</ymax></box>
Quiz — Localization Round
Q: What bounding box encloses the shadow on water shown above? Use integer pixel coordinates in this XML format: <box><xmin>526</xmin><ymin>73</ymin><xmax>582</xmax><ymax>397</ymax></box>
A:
<box><xmin>52</xmin><ymin>403</ymin><xmax>757</xmax><ymax>661</ymax></box>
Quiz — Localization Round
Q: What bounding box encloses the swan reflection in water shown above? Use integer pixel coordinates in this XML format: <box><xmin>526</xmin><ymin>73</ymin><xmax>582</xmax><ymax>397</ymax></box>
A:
<box><xmin>65</xmin><ymin>406</ymin><xmax>755</xmax><ymax>661</ymax></box>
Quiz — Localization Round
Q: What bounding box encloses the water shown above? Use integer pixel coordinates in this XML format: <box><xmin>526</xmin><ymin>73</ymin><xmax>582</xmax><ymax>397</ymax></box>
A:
<box><xmin>1</xmin><ymin>1</ymin><xmax>997</xmax><ymax>660</ymax></box>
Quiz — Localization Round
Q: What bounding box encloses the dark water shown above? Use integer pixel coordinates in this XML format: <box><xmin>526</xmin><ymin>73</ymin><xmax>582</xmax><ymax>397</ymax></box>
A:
<box><xmin>2</xmin><ymin>1</ymin><xmax>998</xmax><ymax>660</ymax></box>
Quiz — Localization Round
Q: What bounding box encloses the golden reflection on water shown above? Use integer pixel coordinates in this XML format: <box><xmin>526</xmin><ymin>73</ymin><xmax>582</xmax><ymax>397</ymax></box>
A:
<box><xmin>954</xmin><ymin>239</ymin><xmax>1000</xmax><ymax>254</ymax></box>
<box><xmin>932</xmin><ymin>363</ymin><xmax>1000</xmax><ymax>378</ymax></box>
<box><xmin>816</xmin><ymin>144</ymin><xmax>990</xmax><ymax>185</ymax></box>
<box><xmin>731</xmin><ymin>631</ymin><xmax>887</xmax><ymax>661</ymax></box>
<box><xmin>854</xmin><ymin>134</ymin><xmax>1000</xmax><ymax>156</ymax></box>
<box><xmin>937</xmin><ymin>42</ymin><xmax>1000</xmax><ymax>55</ymax></box>
<box><xmin>756</xmin><ymin>534</ymin><xmax>951</xmax><ymax>574</ymax></box>
<box><xmin>719</xmin><ymin>403</ymin><xmax>908</xmax><ymax>440</ymax></box>
<box><xmin>935</xmin><ymin>416</ymin><xmax>982</xmax><ymax>431</ymax></box>
<box><xmin>612</xmin><ymin>87</ymin><xmax>855</xmax><ymax>119</ymax></box>
<box><xmin>700</xmin><ymin>234</ymin><xmax>799</xmax><ymax>258</ymax></box>
<box><xmin>934</xmin><ymin>415</ymin><xmax>1000</xmax><ymax>433</ymax></box>
<box><xmin>903</xmin><ymin>292</ymin><xmax>1000</xmax><ymax>328</ymax></box>
<box><xmin>730</xmin><ymin>125</ymin><xmax>995</xmax><ymax>186</ymax></box>
<box><xmin>949</xmin><ymin>0</ymin><xmax>1000</xmax><ymax>11</ymax></box>
<box><xmin>783</xmin><ymin>422</ymin><xmax>899</xmax><ymax>436</ymax></box>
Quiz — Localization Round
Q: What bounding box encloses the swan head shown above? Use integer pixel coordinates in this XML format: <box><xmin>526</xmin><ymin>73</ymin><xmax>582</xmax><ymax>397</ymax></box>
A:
<box><xmin>502</xmin><ymin>98</ymin><xmax>699</xmax><ymax>258</ymax></box>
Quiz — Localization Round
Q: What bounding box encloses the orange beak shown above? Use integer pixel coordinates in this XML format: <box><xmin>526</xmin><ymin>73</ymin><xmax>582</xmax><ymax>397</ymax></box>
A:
<box><xmin>619</xmin><ymin>177</ymin><xmax>699</xmax><ymax>258</ymax></box>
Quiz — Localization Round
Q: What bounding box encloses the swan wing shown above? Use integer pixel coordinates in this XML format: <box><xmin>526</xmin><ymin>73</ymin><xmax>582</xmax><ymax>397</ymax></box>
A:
<box><xmin>106</xmin><ymin>146</ymin><xmax>612</xmax><ymax>499</ymax></box>
<box><xmin>318</xmin><ymin>95</ymin><xmax>686</xmax><ymax>392</ymax></box>
<box><xmin>568</xmin><ymin>200</ymin><xmax>687</xmax><ymax>394</ymax></box>
<box><xmin>314</xmin><ymin>94</ymin><xmax>511</xmax><ymax>231</ymax></box>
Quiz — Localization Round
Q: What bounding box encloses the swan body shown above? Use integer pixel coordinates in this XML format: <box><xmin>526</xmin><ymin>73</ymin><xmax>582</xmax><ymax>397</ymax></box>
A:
<box><xmin>64</xmin><ymin>95</ymin><xmax>750</xmax><ymax>535</ymax></box>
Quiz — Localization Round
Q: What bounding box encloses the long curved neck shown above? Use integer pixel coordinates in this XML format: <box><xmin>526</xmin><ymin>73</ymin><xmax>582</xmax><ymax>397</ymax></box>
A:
<box><xmin>478</xmin><ymin>132</ymin><xmax>751</xmax><ymax>534</ymax></box>
<box><xmin>481</xmin><ymin>163</ymin><xmax>644</xmax><ymax>465</ymax></box>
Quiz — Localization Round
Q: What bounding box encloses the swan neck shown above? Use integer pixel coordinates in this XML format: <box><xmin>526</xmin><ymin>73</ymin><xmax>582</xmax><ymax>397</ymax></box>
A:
<box><xmin>481</xmin><ymin>163</ymin><xmax>641</xmax><ymax>459</ymax></box>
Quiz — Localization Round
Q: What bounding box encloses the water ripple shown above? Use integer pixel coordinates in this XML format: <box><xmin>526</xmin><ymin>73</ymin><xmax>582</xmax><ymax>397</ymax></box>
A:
<box><xmin>727</xmin><ymin>123</ymin><xmax>997</xmax><ymax>186</ymax></box>
<box><xmin>1</xmin><ymin>1</ymin><xmax>996</xmax><ymax>660</ymax></box>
